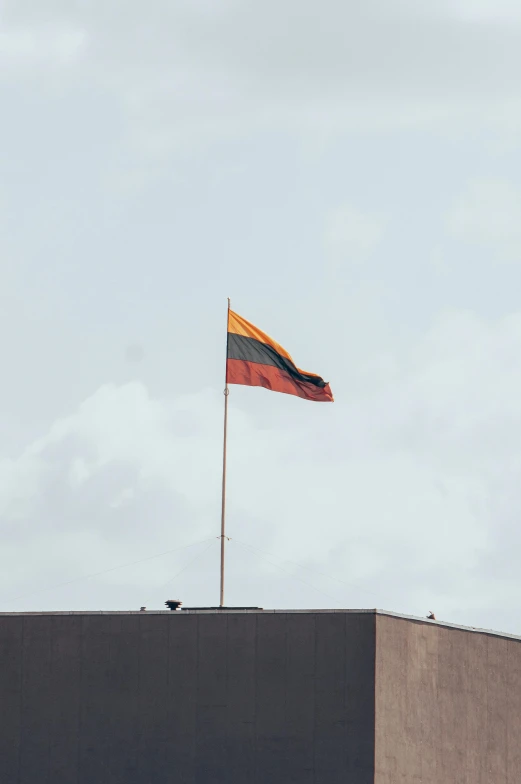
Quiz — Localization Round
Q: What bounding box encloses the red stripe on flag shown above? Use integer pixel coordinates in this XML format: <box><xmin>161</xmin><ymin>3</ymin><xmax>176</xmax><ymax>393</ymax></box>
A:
<box><xmin>227</xmin><ymin>359</ymin><xmax>334</xmax><ymax>402</ymax></box>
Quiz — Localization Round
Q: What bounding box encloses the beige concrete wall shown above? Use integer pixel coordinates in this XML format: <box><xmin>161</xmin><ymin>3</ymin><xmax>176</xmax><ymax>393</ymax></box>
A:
<box><xmin>375</xmin><ymin>614</ymin><xmax>521</xmax><ymax>783</ymax></box>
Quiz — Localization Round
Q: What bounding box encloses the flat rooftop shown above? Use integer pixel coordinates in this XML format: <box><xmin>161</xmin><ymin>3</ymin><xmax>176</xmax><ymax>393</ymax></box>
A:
<box><xmin>1</xmin><ymin>607</ymin><xmax>520</xmax><ymax>643</ymax></box>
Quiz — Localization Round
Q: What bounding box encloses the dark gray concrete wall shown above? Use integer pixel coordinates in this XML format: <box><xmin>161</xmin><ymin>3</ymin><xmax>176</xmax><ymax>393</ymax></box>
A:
<box><xmin>375</xmin><ymin>615</ymin><xmax>521</xmax><ymax>783</ymax></box>
<box><xmin>0</xmin><ymin>611</ymin><xmax>375</xmax><ymax>784</ymax></box>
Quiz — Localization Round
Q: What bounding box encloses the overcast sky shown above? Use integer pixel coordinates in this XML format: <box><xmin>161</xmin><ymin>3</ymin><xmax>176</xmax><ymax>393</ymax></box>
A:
<box><xmin>2</xmin><ymin>0</ymin><xmax>521</xmax><ymax>633</ymax></box>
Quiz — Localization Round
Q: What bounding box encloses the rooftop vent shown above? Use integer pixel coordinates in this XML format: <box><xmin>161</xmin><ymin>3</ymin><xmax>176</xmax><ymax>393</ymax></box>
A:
<box><xmin>165</xmin><ymin>599</ymin><xmax>182</xmax><ymax>611</ymax></box>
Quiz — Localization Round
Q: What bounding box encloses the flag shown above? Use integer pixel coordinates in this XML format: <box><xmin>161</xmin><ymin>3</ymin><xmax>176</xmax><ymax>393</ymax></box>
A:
<box><xmin>226</xmin><ymin>309</ymin><xmax>334</xmax><ymax>402</ymax></box>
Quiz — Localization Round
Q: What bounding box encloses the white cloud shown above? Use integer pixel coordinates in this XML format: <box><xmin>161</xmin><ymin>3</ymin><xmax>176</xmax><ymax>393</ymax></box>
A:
<box><xmin>1</xmin><ymin>308</ymin><xmax>521</xmax><ymax>634</ymax></box>
<box><xmin>446</xmin><ymin>0</ymin><xmax>521</xmax><ymax>22</ymax></box>
<box><xmin>325</xmin><ymin>205</ymin><xmax>384</xmax><ymax>265</ymax></box>
<box><xmin>0</xmin><ymin>382</ymin><xmax>297</xmax><ymax>608</ymax></box>
<box><xmin>448</xmin><ymin>179</ymin><xmax>521</xmax><ymax>257</ymax></box>
<box><xmin>0</xmin><ymin>25</ymin><xmax>86</xmax><ymax>65</ymax></box>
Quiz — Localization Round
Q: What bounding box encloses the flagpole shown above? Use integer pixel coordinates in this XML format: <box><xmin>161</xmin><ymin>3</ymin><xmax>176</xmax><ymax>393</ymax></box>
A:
<box><xmin>220</xmin><ymin>297</ymin><xmax>231</xmax><ymax>607</ymax></box>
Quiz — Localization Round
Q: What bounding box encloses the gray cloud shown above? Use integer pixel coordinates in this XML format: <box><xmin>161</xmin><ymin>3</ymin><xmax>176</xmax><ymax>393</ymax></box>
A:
<box><xmin>1</xmin><ymin>0</ymin><xmax>521</xmax><ymax>635</ymax></box>
<box><xmin>4</xmin><ymin>0</ymin><xmax>521</xmax><ymax>146</ymax></box>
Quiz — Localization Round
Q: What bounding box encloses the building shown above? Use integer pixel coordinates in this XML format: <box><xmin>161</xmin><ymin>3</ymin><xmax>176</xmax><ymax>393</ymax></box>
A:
<box><xmin>0</xmin><ymin>607</ymin><xmax>519</xmax><ymax>783</ymax></box>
